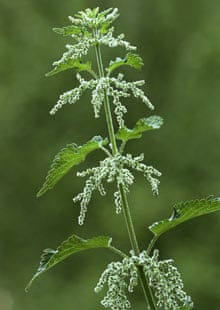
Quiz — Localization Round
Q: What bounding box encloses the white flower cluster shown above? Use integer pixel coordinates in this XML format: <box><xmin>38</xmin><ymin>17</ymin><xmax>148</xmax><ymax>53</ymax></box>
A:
<box><xmin>94</xmin><ymin>256</ymin><xmax>138</xmax><ymax>310</ymax></box>
<box><xmin>110</xmin><ymin>73</ymin><xmax>154</xmax><ymax>110</ymax></box>
<box><xmin>50</xmin><ymin>74</ymin><xmax>153</xmax><ymax>129</ymax></box>
<box><xmin>68</xmin><ymin>8</ymin><xmax>135</xmax><ymax>51</ymax></box>
<box><xmin>137</xmin><ymin>250</ymin><xmax>193</xmax><ymax>310</ymax></box>
<box><xmin>92</xmin><ymin>74</ymin><xmax>154</xmax><ymax>126</ymax></box>
<box><xmin>53</xmin><ymin>38</ymin><xmax>95</xmax><ymax>67</ymax></box>
<box><xmin>68</xmin><ymin>8</ymin><xmax>119</xmax><ymax>31</ymax></box>
<box><xmin>73</xmin><ymin>153</ymin><xmax>161</xmax><ymax>225</ymax></box>
<box><xmin>98</xmin><ymin>27</ymin><xmax>136</xmax><ymax>51</ymax></box>
<box><xmin>95</xmin><ymin>250</ymin><xmax>192</xmax><ymax>310</ymax></box>
<box><xmin>50</xmin><ymin>74</ymin><xmax>96</xmax><ymax>115</ymax></box>
<box><xmin>109</xmin><ymin>74</ymin><xmax>154</xmax><ymax>127</ymax></box>
<box><xmin>91</xmin><ymin>77</ymin><xmax>109</xmax><ymax>118</ymax></box>
<box><xmin>122</xmin><ymin>153</ymin><xmax>161</xmax><ymax>195</ymax></box>
<box><xmin>52</xmin><ymin>8</ymin><xmax>135</xmax><ymax>73</ymax></box>
<box><xmin>52</xmin><ymin>30</ymin><xmax>136</xmax><ymax>73</ymax></box>
<box><xmin>110</xmin><ymin>89</ymin><xmax>128</xmax><ymax>127</ymax></box>
<box><xmin>91</xmin><ymin>74</ymin><xmax>149</xmax><ymax>127</ymax></box>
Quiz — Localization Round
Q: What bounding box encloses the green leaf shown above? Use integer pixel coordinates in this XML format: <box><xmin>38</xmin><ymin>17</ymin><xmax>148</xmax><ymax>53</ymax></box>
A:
<box><xmin>149</xmin><ymin>197</ymin><xmax>220</xmax><ymax>237</ymax></box>
<box><xmin>53</xmin><ymin>26</ymin><xmax>82</xmax><ymax>36</ymax></box>
<box><xmin>107</xmin><ymin>53</ymin><xmax>144</xmax><ymax>74</ymax></box>
<box><xmin>26</xmin><ymin>235</ymin><xmax>112</xmax><ymax>291</ymax></box>
<box><xmin>46</xmin><ymin>58</ymin><xmax>92</xmax><ymax>77</ymax></box>
<box><xmin>37</xmin><ymin>136</ymin><xmax>107</xmax><ymax>197</ymax></box>
<box><xmin>116</xmin><ymin>116</ymin><xmax>163</xmax><ymax>142</ymax></box>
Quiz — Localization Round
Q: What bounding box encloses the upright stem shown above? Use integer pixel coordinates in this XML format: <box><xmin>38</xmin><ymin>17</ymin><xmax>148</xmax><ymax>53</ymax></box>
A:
<box><xmin>95</xmin><ymin>43</ymin><xmax>157</xmax><ymax>310</ymax></box>
<box><xmin>118</xmin><ymin>183</ymin><xmax>140</xmax><ymax>254</ymax></box>
<box><xmin>94</xmin><ymin>45</ymin><xmax>117</xmax><ymax>154</ymax></box>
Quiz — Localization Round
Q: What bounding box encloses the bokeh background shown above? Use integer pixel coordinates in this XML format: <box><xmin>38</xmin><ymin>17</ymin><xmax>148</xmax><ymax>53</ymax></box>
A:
<box><xmin>1</xmin><ymin>0</ymin><xmax>220</xmax><ymax>309</ymax></box>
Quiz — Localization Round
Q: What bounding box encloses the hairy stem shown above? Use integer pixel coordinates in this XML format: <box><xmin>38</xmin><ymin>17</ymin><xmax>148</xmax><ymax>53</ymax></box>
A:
<box><xmin>95</xmin><ymin>43</ymin><xmax>157</xmax><ymax>310</ymax></box>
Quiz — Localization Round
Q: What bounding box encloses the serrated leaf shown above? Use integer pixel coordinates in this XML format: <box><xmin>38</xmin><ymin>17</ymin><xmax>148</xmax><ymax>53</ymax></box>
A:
<box><xmin>107</xmin><ymin>53</ymin><xmax>144</xmax><ymax>74</ymax></box>
<box><xmin>149</xmin><ymin>197</ymin><xmax>220</xmax><ymax>237</ymax></box>
<box><xmin>46</xmin><ymin>58</ymin><xmax>92</xmax><ymax>77</ymax></box>
<box><xmin>116</xmin><ymin>116</ymin><xmax>163</xmax><ymax>142</ymax></box>
<box><xmin>37</xmin><ymin>136</ymin><xmax>107</xmax><ymax>197</ymax></box>
<box><xmin>26</xmin><ymin>235</ymin><xmax>112</xmax><ymax>291</ymax></box>
<box><xmin>126</xmin><ymin>53</ymin><xmax>144</xmax><ymax>69</ymax></box>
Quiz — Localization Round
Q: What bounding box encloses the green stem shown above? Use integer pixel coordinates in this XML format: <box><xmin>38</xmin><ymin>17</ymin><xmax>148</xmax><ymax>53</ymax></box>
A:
<box><xmin>118</xmin><ymin>183</ymin><xmax>140</xmax><ymax>254</ymax></box>
<box><xmin>94</xmin><ymin>44</ymin><xmax>117</xmax><ymax>155</ymax></box>
<box><xmin>137</xmin><ymin>266</ymin><xmax>156</xmax><ymax>310</ymax></box>
<box><xmin>119</xmin><ymin>141</ymin><xmax>126</xmax><ymax>154</ymax></box>
<box><xmin>109</xmin><ymin>245</ymin><xmax>127</xmax><ymax>259</ymax></box>
<box><xmin>94</xmin><ymin>43</ymin><xmax>157</xmax><ymax>310</ymax></box>
<box><xmin>88</xmin><ymin>69</ymin><xmax>99</xmax><ymax>79</ymax></box>
<box><xmin>146</xmin><ymin>235</ymin><xmax>159</xmax><ymax>255</ymax></box>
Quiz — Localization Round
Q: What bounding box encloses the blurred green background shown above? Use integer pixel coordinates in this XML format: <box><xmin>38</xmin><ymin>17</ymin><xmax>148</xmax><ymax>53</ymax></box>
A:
<box><xmin>1</xmin><ymin>0</ymin><xmax>220</xmax><ymax>309</ymax></box>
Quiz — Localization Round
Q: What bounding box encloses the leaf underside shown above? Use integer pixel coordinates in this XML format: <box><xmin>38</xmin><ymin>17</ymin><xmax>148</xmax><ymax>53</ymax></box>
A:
<box><xmin>116</xmin><ymin>115</ymin><xmax>163</xmax><ymax>142</ymax></box>
<box><xmin>26</xmin><ymin>234</ymin><xmax>112</xmax><ymax>292</ymax></box>
<box><xmin>37</xmin><ymin>136</ymin><xmax>107</xmax><ymax>197</ymax></box>
<box><xmin>149</xmin><ymin>197</ymin><xmax>220</xmax><ymax>237</ymax></box>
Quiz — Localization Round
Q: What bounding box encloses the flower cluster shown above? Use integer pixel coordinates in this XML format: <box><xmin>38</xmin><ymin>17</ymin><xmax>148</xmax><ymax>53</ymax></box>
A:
<box><xmin>50</xmin><ymin>74</ymin><xmax>153</xmax><ymax>129</ymax></box>
<box><xmin>50</xmin><ymin>74</ymin><xmax>96</xmax><ymax>115</ymax></box>
<box><xmin>52</xmin><ymin>38</ymin><xmax>94</xmax><ymax>68</ymax></box>
<box><xmin>134</xmin><ymin>250</ymin><xmax>193</xmax><ymax>310</ymax></box>
<box><xmin>98</xmin><ymin>27</ymin><xmax>136</xmax><ymax>51</ymax></box>
<box><xmin>94</xmin><ymin>256</ymin><xmax>138</xmax><ymax>310</ymax></box>
<box><xmin>73</xmin><ymin>153</ymin><xmax>161</xmax><ymax>225</ymax></box>
<box><xmin>110</xmin><ymin>74</ymin><xmax>154</xmax><ymax>110</ymax></box>
<box><xmin>68</xmin><ymin>8</ymin><xmax>119</xmax><ymax>32</ymax></box>
<box><xmin>122</xmin><ymin>153</ymin><xmax>161</xmax><ymax>195</ymax></box>
<box><xmin>91</xmin><ymin>77</ymin><xmax>109</xmax><ymax>118</ymax></box>
<box><xmin>95</xmin><ymin>250</ymin><xmax>193</xmax><ymax>310</ymax></box>
<box><xmin>51</xmin><ymin>8</ymin><xmax>135</xmax><ymax>71</ymax></box>
<box><xmin>109</xmin><ymin>74</ymin><xmax>154</xmax><ymax>127</ymax></box>
<box><xmin>91</xmin><ymin>74</ymin><xmax>153</xmax><ymax>127</ymax></box>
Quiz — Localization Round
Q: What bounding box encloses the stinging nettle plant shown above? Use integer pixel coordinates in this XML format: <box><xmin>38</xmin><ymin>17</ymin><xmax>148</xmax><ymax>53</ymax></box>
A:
<box><xmin>26</xmin><ymin>7</ymin><xmax>220</xmax><ymax>310</ymax></box>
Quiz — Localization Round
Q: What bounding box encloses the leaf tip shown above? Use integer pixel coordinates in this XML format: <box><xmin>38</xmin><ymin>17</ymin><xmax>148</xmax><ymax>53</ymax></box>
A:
<box><xmin>45</xmin><ymin>71</ymin><xmax>52</xmax><ymax>77</ymax></box>
<box><xmin>25</xmin><ymin>278</ymin><xmax>35</xmax><ymax>293</ymax></box>
<box><xmin>52</xmin><ymin>27</ymin><xmax>63</xmax><ymax>35</ymax></box>
<box><xmin>36</xmin><ymin>188</ymin><xmax>45</xmax><ymax>198</ymax></box>
<box><xmin>25</xmin><ymin>285</ymin><xmax>30</xmax><ymax>293</ymax></box>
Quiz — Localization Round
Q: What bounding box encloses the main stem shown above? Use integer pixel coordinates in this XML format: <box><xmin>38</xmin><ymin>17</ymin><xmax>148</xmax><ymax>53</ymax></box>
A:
<box><xmin>95</xmin><ymin>44</ymin><xmax>157</xmax><ymax>310</ymax></box>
